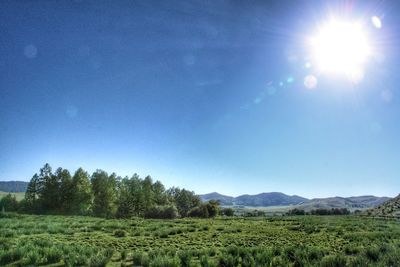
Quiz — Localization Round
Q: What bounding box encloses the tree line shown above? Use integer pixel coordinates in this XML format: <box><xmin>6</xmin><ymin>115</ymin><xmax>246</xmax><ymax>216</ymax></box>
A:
<box><xmin>1</xmin><ymin>163</ymin><xmax>222</xmax><ymax>219</ymax></box>
<box><xmin>287</xmin><ymin>208</ymin><xmax>351</xmax><ymax>216</ymax></box>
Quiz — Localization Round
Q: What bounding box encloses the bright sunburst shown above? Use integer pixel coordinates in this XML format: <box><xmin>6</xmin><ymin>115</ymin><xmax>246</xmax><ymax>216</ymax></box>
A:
<box><xmin>310</xmin><ymin>18</ymin><xmax>372</xmax><ymax>82</ymax></box>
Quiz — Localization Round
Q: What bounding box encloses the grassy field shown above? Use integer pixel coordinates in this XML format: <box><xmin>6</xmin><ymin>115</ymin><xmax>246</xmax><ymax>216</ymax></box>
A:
<box><xmin>0</xmin><ymin>214</ymin><xmax>399</xmax><ymax>266</ymax></box>
<box><xmin>0</xmin><ymin>192</ymin><xmax>25</xmax><ymax>201</ymax></box>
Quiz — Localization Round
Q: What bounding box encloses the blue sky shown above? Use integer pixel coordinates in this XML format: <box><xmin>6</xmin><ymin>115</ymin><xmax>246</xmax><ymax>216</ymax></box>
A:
<box><xmin>1</xmin><ymin>0</ymin><xmax>399</xmax><ymax>198</ymax></box>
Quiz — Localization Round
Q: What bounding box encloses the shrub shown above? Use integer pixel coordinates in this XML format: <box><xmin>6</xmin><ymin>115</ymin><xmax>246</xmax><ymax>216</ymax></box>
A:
<box><xmin>144</xmin><ymin>205</ymin><xmax>178</xmax><ymax>219</ymax></box>
<box><xmin>44</xmin><ymin>246</ymin><xmax>62</xmax><ymax>264</ymax></box>
<box><xmin>218</xmin><ymin>253</ymin><xmax>239</xmax><ymax>267</ymax></box>
<box><xmin>150</xmin><ymin>255</ymin><xmax>180</xmax><ymax>267</ymax></box>
<box><xmin>178</xmin><ymin>250</ymin><xmax>192</xmax><ymax>267</ymax></box>
<box><xmin>114</xmin><ymin>229</ymin><xmax>126</xmax><ymax>237</ymax></box>
<box><xmin>88</xmin><ymin>249</ymin><xmax>113</xmax><ymax>267</ymax></box>
<box><xmin>221</xmin><ymin>208</ymin><xmax>235</xmax><ymax>216</ymax></box>
<box><xmin>241</xmin><ymin>252</ymin><xmax>256</xmax><ymax>267</ymax></box>
<box><xmin>306</xmin><ymin>247</ymin><xmax>324</xmax><ymax>262</ymax></box>
<box><xmin>255</xmin><ymin>250</ymin><xmax>271</xmax><ymax>266</ymax></box>
<box><xmin>200</xmin><ymin>255</ymin><xmax>216</xmax><ymax>267</ymax></box>
<box><xmin>132</xmin><ymin>251</ymin><xmax>150</xmax><ymax>267</ymax></box>
<box><xmin>348</xmin><ymin>255</ymin><xmax>370</xmax><ymax>267</ymax></box>
<box><xmin>121</xmin><ymin>249</ymin><xmax>127</xmax><ymax>260</ymax></box>
<box><xmin>364</xmin><ymin>246</ymin><xmax>380</xmax><ymax>262</ymax></box>
<box><xmin>20</xmin><ymin>250</ymin><xmax>40</xmax><ymax>266</ymax></box>
<box><xmin>320</xmin><ymin>255</ymin><xmax>347</xmax><ymax>267</ymax></box>
<box><xmin>0</xmin><ymin>250</ymin><xmax>14</xmax><ymax>265</ymax></box>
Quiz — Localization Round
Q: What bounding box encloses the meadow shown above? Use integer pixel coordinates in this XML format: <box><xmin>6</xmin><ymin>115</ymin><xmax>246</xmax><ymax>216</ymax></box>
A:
<box><xmin>0</xmin><ymin>214</ymin><xmax>399</xmax><ymax>266</ymax></box>
<box><xmin>0</xmin><ymin>192</ymin><xmax>24</xmax><ymax>202</ymax></box>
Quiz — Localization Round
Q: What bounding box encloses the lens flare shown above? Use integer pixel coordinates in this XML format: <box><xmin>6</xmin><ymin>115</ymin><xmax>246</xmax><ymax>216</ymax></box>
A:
<box><xmin>309</xmin><ymin>18</ymin><xmax>371</xmax><ymax>81</ymax></box>
<box><xmin>371</xmin><ymin>16</ymin><xmax>382</xmax><ymax>29</ymax></box>
<box><xmin>304</xmin><ymin>75</ymin><xmax>318</xmax><ymax>89</ymax></box>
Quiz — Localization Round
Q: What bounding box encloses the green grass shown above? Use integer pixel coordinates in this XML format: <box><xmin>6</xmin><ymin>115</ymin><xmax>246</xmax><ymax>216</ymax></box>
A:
<box><xmin>0</xmin><ymin>191</ymin><xmax>25</xmax><ymax>201</ymax></box>
<box><xmin>0</xmin><ymin>214</ymin><xmax>399</xmax><ymax>266</ymax></box>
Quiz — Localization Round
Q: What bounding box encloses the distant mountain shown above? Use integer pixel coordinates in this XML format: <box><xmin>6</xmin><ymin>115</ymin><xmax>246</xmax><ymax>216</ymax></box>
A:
<box><xmin>235</xmin><ymin>193</ymin><xmax>307</xmax><ymax>206</ymax></box>
<box><xmin>199</xmin><ymin>192</ymin><xmax>308</xmax><ymax>206</ymax></box>
<box><xmin>199</xmin><ymin>192</ymin><xmax>389</xmax><ymax>209</ymax></box>
<box><xmin>0</xmin><ymin>181</ymin><xmax>28</xmax><ymax>193</ymax></box>
<box><xmin>298</xmin><ymin>196</ymin><xmax>390</xmax><ymax>211</ymax></box>
<box><xmin>200</xmin><ymin>192</ymin><xmax>234</xmax><ymax>205</ymax></box>
<box><xmin>367</xmin><ymin>194</ymin><xmax>400</xmax><ymax>218</ymax></box>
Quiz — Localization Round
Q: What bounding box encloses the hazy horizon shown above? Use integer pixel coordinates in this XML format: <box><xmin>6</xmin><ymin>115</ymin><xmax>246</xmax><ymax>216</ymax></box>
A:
<box><xmin>1</xmin><ymin>0</ymin><xmax>400</xmax><ymax>199</ymax></box>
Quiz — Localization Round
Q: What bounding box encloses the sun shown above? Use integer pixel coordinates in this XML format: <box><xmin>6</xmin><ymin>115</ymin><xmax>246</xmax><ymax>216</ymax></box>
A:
<box><xmin>310</xmin><ymin>18</ymin><xmax>371</xmax><ymax>82</ymax></box>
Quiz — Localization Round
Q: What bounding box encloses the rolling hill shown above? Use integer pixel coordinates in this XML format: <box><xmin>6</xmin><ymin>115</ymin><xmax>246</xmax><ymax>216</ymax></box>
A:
<box><xmin>297</xmin><ymin>196</ymin><xmax>390</xmax><ymax>211</ymax></box>
<box><xmin>367</xmin><ymin>194</ymin><xmax>400</xmax><ymax>218</ymax></box>
<box><xmin>199</xmin><ymin>192</ymin><xmax>308</xmax><ymax>206</ymax></box>
<box><xmin>0</xmin><ymin>181</ymin><xmax>28</xmax><ymax>192</ymax></box>
<box><xmin>200</xmin><ymin>192</ymin><xmax>389</xmax><ymax>210</ymax></box>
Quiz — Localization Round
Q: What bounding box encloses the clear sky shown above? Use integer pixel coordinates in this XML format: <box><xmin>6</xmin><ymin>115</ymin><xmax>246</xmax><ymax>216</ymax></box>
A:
<box><xmin>1</xmin><ymin>0</ymin><xmax>399</xmax><ymax>198</ymax></box>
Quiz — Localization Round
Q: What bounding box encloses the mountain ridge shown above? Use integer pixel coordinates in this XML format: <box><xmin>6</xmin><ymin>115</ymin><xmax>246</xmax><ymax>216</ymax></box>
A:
<box><xmin>0</xmin><ymin>181</ymin><xmax>28</xmax><ymax>193</ymax></box>
<box><xmin>199</xmin><ymin>192</ymin><xmax>390</xmax><ymax>209</ymax></box>
<box><xmin>367</xmin><ymin>194</ymin><xmax>400</xmax><ymax>218</ymax></box>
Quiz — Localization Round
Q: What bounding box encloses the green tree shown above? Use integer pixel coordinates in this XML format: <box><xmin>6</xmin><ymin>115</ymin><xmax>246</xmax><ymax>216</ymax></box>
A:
<box><xmin>142</xmin><ymin>176</ymin><xmax>154</xmax><ymax>211</ymax></box>
<box><xmin>0</xmin><ymin>194</ymin><xmax>19</xmax><ymax>212</ymax></box>
<box><xmin>116</xmin><ymin>176</ymin><xmax>136</xmax><ymax>218</ymax></box>
<box><xmin>221</xmin><ymin>207</ymin><xmax>234</xmax><ymax>216</ymax></box>
<box><xmin>57</xmin><ymin>168</ymin><xmax>73</xmax><ymax>213</ymax></box>
<box><xmin>205</xmin><ymin>200</ymin><xmax>220</xmax><ymax>218</ymax></box>
<box><xmin>38</xmin><ymin>163</ymin><xmax>60</xmax><ymax>212</ymax></box>
<box><xmin>152</xmin><ymin>181</ymin><xmax>168</xmax><ymax>205</ymax></box>
<box><xmin>167</xmin><ymin>187</ymin><xmax>201</xmax><ymax>217</ymax></box>
<box><xmin>25</xmin><ymin>174</ymin><xmax>40</xmax><ymax>213</ymax></box>
<box><xmin>91</xmin><ymin>170</ymin><xmax>117</xmax><ymax>218</ymax></box>
<box><xmin>71</xmin><ymin>168</ymin><xmax>92</xmax><ymax>215</ymax></box>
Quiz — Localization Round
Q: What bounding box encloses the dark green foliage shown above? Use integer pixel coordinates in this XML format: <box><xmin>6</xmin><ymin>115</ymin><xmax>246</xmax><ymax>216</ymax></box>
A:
<box><xmin>188</xmin><ymin>201</ymin><xmax>220</xmax><ymax>218</ymax></box>
<box><xmin>177</xmin><ymin>252</ymin><xmax>189</xmax><ymax>266</ymax></box>
<box><xmin>150</xmin><ymin>255</ymin><xmax>180</xmax><ymax>267</ymax></box>
<box><xmin>200</xmin><ymin>255</ymin><xmax>216</xmax><ymax>267</ymax></box>
<box><xmin>18</xmin><ymin>164</ymin><xmax>220</xmax><ymax>218</ymax></box>
<box><xmin>311</xmin><ymin>208</ymin><xmax>351</xmax><ymax>215</ymax></box>
<box><xmin>57</xmin><ymin>168</ymin><xmax>74</xmax><ymax>213</ymax></box>
<box><xmin>71</xmin><ymin>167</ymin><xmax>92</xmax><ymax>215</ymax></box>
<box><xmin>287</xmin><ymin>208</ymin><xmax>351</xmax><ymax>216</ymax></box>
<box><xmin>0</xmin><ymin>193</ymin><xmax>19</xmax><ymax>212</ymax></box>
<box><xmin>320</xmin><ymin>255</ymin><xmax>347</xmax><ymax>267</ymax></box>
<box><xmin>364</xmin><ymin>245</ymin><xmax>380</xmax><ymax>261</ymax></box>
<box><xmin>145</xmin><ymin>205</ymin><xmax>178</xmax><ymax>219</ymax></box>
<box><xmin>221</xmin><ymin>207</ymin><xmax>235</xmax><ymax>216</ymax></box>
<box><xmin>114</xmin><ymin>229</ymin><xmax>126</xmax><ymax>237</ymax></box>
<box><xmin>167</xmin><ymin>187</ymin><xmax>201</xmax><ymax>217</ymax></box>
<box><xmin>24</xmin><ymin>174</ymin><xmax>40</xmax><ymax>212</ymax></box>
<box><xmin>133</xmin><ymin>251</ymin><xmax>150</xmax><ymax>266</ymax></box>
<box><xmin>287</xmin><ymin>208</ymin><xmax>306</xmax><ymax>215</ymax></box>
<box><xmin>91</xmin><ymin>170</ymin><xmax>118</xmax><ymax>218</ymax></box>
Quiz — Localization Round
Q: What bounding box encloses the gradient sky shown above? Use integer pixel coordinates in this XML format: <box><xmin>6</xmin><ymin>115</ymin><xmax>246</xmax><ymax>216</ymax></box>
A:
<box><xmin>1</xmin><ymin>0</ymin><xmax>400</xmax><ymax>198</ymax></box>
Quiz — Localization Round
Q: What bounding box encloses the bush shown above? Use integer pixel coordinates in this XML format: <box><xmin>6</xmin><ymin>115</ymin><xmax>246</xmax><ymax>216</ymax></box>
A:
<box><xmin>221</xmin><ymin>208</ymin><xmax>235</xmax><ymax>216</ymax></box>
<box><xmin>114</xmin><ymin>229</ymin><xmax>126</xmax><ymax>237</ymax></box>
<box><xmin>120</xmin><ymin>249</ymin><xmax>127</xmax><ymax>260</ymax></box>
<box><xmin>364</xmin><ymin>246</ymin><xmax>380</xmax><ymax>262</ymax></box>
<box><xmin>178</xmin><ymin>250</ymin><xmax>192</xmax><ymax>267</ymax></box>
<box><xmin>88</xmin><ymin>249</ymin><xmax>113</xmax><ymax>267</ymax></box>
<box><xmin>150</xmin><ymin>255</ymin><xmax>180</xmax><ymax>267</ymax></box>
<box><xmin>133</xmin><ymin>251</ymin><xmax>150</xmax><ymax>267</ymax></box>
<box><xmin>218</xmin><ymin>253</ymin><xmax>239</xmax><ymax>267</ymax></box>
<box><xmin>20</xmin><ymin>250</ymin><xmax>40</xmax><ymax>266</ymax></box>
<box><xmin>255</xmin><ymin>250</ymin><xmax>272</xmax><ymax>266</ymax></box>
<box><xmin>320</xmin><ymin>255</ymin><xmax>347</xmax><ymax>267</ymax></box>
<box><xmin>144</xmin><ymin>205</ymin><xmax>178</xmax><ymax>219</ymax></box>
<box><xmin>44</xmin><ymin>246</ymin><xmax>62</xmax><ymax>263</ymax></box>
<box><xmin>200</xmin><ymin>255</ymin><xmax>217</xmax><ymax>267</ymax></box>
